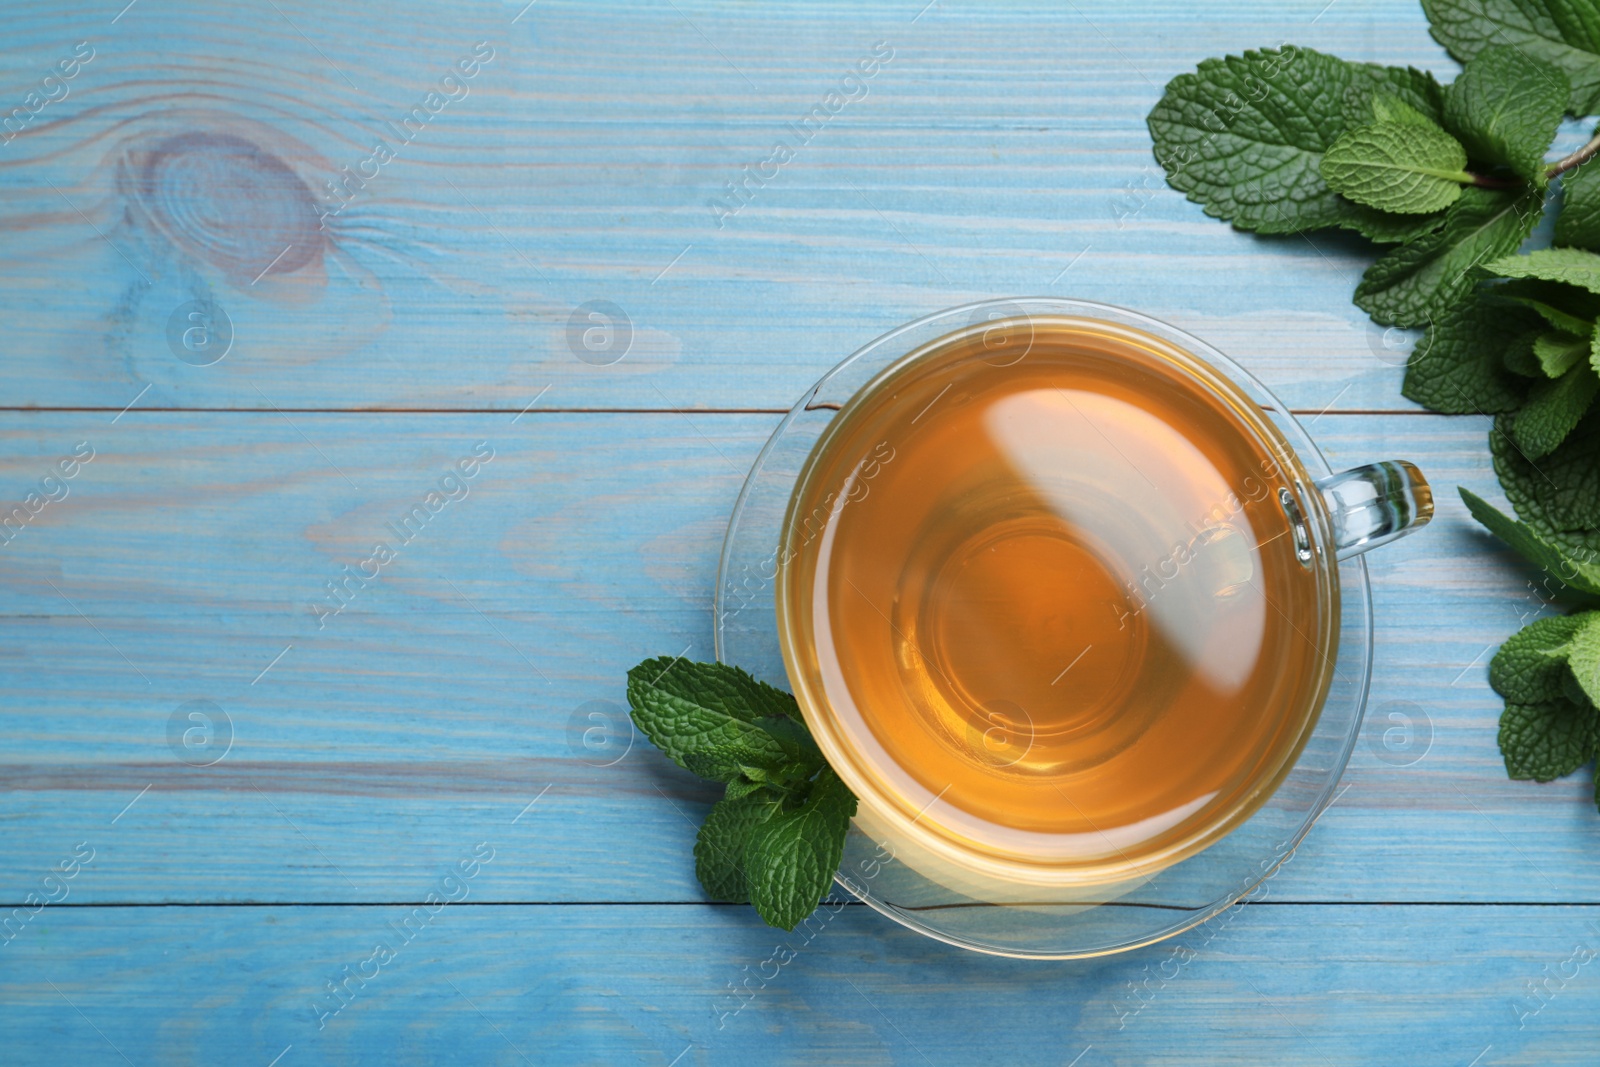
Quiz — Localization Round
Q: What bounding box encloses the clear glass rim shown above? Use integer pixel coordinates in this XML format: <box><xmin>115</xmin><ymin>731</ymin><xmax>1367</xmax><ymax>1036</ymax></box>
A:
<box><xmin>714</xmin><ymin>296</ymin><xmax>1374</xmax><ymax>959</ymax></box>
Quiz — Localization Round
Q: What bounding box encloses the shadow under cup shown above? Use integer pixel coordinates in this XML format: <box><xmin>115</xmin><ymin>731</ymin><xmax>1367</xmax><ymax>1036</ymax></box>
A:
<box><xmin>718</xmin><ymin>299</ymin><xmax>1430</xmax><ymax>957</ymax></box>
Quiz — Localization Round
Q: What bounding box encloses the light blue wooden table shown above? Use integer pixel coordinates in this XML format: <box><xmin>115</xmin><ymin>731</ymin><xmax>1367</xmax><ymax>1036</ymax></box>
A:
<box><xmin>3</xmin><ymin>1</ymin><xmax>1597</xmax><ymax>1063</ymax></box>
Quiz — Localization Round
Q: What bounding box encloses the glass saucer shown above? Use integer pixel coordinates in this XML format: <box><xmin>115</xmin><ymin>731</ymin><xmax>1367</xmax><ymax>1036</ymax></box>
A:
<box><xmin>713</xmin><ymin>298</ymin><xmax>1371</xmax><ymax>959</ymax></box>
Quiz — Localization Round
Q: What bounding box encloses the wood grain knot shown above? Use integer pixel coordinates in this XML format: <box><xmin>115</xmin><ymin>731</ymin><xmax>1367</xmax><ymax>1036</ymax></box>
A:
<box><xmin>125</xmin><ymin>130</ymin><xmax>324</xmax><ymax>284</ymax></box>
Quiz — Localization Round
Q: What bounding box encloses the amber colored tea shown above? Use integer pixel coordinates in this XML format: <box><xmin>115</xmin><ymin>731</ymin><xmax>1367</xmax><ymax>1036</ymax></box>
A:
<box><xmin>778</xmin><ymin>318</ymin><xmax>1336</xmax><ymax>874</ymax></box>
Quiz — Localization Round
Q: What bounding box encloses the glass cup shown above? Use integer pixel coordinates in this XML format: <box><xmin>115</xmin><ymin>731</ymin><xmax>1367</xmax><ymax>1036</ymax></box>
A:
<box><xmin>715</xmin><ymin>298</ymin><xmax>1432</xmax><ymax>958</ymax></box>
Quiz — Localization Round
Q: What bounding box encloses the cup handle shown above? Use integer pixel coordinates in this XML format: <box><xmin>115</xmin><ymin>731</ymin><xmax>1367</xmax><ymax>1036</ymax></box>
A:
<box><xmin>1314</xmin><ymin>460</ymin><xmax>1434</xmax><ymax>560</ymax></box>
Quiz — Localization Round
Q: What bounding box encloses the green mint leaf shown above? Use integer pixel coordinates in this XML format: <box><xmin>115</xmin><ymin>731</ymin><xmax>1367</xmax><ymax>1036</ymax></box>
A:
<box><xmin>1512</xmin><ymin>300</ymin><xmax>1594</xmax><ymax>338</ymax></box>
<box><xmin>1484</xmin><ymin>246</ymin><xmax>1600</xmax><ymax>292</ymax></box>
<box><xmin>1519</xmin><ymin>349</ymin><xmax>1600</xmax><ymax>471</ymax></box>
<box><xmin>737</xmin><ymin>760</ymin><xmax>822</xmax><ymax>790</ymax></box>
<box><xmin>1459</xmin><ymin>488</ymin><xmax>1600</xmax><ymax>595</ymax></box>
<box><xmin>1401</xmin><ymin>293</ymin><xmax>1537</xmax><ymax>411</ymax></box>
<box><xmin>1504</xmin><ymin>329</ymin><xmax>1546</xmax><ymax>377</ymax></box>
<box><xmin>693</xmin><ymin>792</ymin><xmax>777</xmax><ymax>903</ymax></box>
<box><xmin>1499</xmin><ymin>698</ymin><xmax>1597</xmax><ymax>781</ymax></box>
<box><xmin>751</xmin><ymin>715</ymin><xmax>825</xmax><ymax>768</ymax></box>
<box><xmin>1354</xmin><ymin>186</ymin><xmax>1543</xmax><ymax>326</ymax></box>
<box><xmin>1371</xmin><ymin>94</ymin><xmax>1430</xmax><ymax>126</ymax></box>
<box><xmin>1344</xmin><ymin>66</ymin><xmax>1449</xmax><ymax>127</ymax></box>
<box><xmin>743</xmin><ymin>767</ymin><xmax>857</xmax><ymax>931</ymax></box>
<box><xmin>1492</xmin><ymin>407</ymin><xmax>1600</xmax><ymax>531</ymax></box>
<box><xmin>729</xmin><ymin>758</ymin><xmax>825</xmax><ymax>799</ymax></box>
<box><xmin>1532</xmin><ymin>330</ymin><xmax>1593</xmax><ymax>377</ymax></box>
<box><xmin>1563</xmin><ymin>666</ymin><xmax>1595</xmax><ymax>708</ymax></box>
<box><xmin>1556</xmin><ymin>147</ymin><xmax>1600</xmax><ymax>249</ymax></box>
<box><xmin>1147</xmin><ymin>47</ymin><xmax>1355</xmax><ymax>234</ymax></box>
<box><xmin>1319</xmin><ymin>120</ymin><xmax>1470</xmax><ymax>214</ymax></box>
<box><xmin>1490</xmin><ymin>612</ymin><xmax>1589</xmax><ymax>702</ymax></box>
<box><xmin>1442</xmin><ymin>44</ymin><xmax>1568</xmax><ymax>183</ymax></box>
<box><xmin>1367</xmin><ymin>91</ymin><xmax>1441</xmax><ymax>128</ymax></box>
<box><xmin>1489</xmin><ymin>278</ymin><xmax>1600</xmax><ymax>335</ymax></box>
<box><xmin>1423</xmin><ymin>0</ymin><xmax>1600</xmax><ymax>114</ymax></box>
<box><xmin>724</xmin><ymin>777</ymin><xmax>766</xmax><ymax>801</ymax></box>
<box><xmin>626</xmin><ymin>659</ymin><xmax>796</xmax><ymax>777</ymax></box>
<box><xmin>628</xmin><ymin>657</ymin><xmax>800</xmax><ymax>726</ymax></box>
<box><xmin>679</xmin><ymin>744</ymin><xmax>806</xmax><ymax>785</ymax></box>
<box><xmin>1569</xmin><ymin>613</ymin><xmax>1600</xmax><ymax>707</ymax></box>
<box><xmin>681</xmin><ymin>718</ymin><xmax>824</xmax><ymax>790</ymax></box>
<box><xmin>1342</xmin><ymin>205</ymin><xmax>1453</xmax><ymax>244</ymax></box>
<box><xmin>678</xmin><ymin>751</ymin><xmax>729</xmax><ymax>781</ymax></box>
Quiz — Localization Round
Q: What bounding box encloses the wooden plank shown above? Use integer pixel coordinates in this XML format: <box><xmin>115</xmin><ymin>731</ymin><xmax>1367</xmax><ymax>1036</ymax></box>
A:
<box><xmin>1</xmin><ymin>901</ymin><xmax>1594</xmax><ymax>1065</ymax></box>
<box><xmin>0</xmin><ymin>0</ymin><xmax>1549</xmax><ymax>413</ymax></box>
<box><xmin>3</xmin><ymin>411</ymin><xmax>1599</xmax><ymax>903</ymax></box>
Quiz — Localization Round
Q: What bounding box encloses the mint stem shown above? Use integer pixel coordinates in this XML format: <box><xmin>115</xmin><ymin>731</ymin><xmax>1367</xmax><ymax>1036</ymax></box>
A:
<box><xmin>1468</xmin><ymin>172</ymin><xmax>1524</xmax><ymax>190</ymax></box>
<box><xmin>1548</xmin><ymin>132</ymin><xmax>1600</xmax><ymax>180</ymax></box>
<box><xmin>1459</xmin><ymin>132</ymin><xmax>1600</xmax><ymax>191</ymax></box>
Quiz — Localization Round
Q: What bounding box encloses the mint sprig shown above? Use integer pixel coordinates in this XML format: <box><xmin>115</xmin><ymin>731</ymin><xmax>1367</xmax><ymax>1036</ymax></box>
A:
<box><xmin>1149</xmin><ymin>0</ymin><xmax>1600</xmax><ymax>811</ymax></box>
<box><xmin>626</xmin><ymin>657</ymin><xmax>858</xmax><ymax>930</ymax></box>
